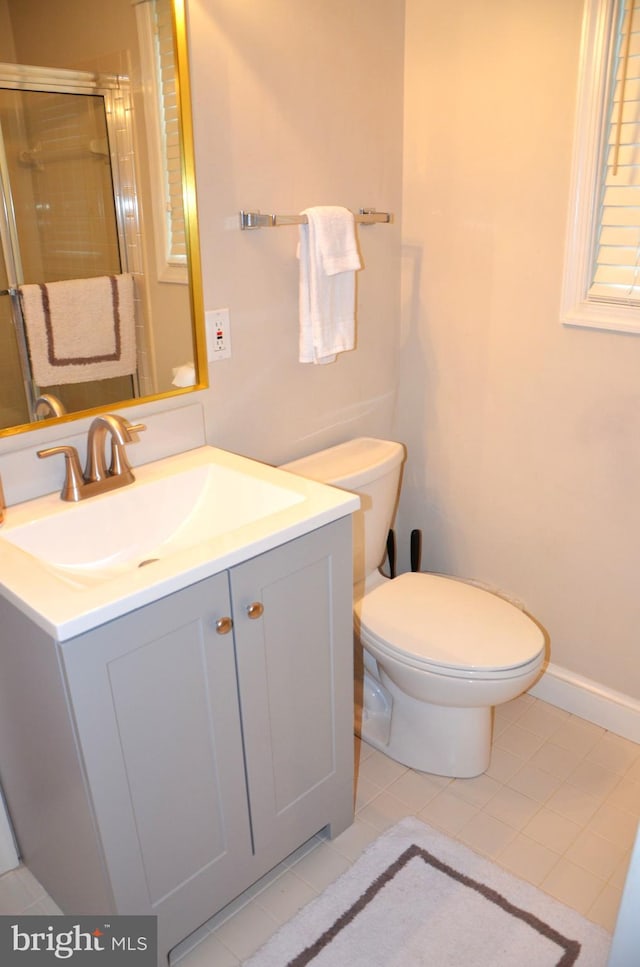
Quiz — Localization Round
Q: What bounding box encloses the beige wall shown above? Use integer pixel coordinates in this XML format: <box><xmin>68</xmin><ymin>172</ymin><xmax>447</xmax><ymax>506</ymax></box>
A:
<box><xmin>398</xmin><ymin>0</ymin><xmax>640</xmax><ymax>698</ymax></box>
<box><xmin>6</xmin><ymin>0</ymin><xmax>134</xmax><ymax>72</ymax></box>
<box><xmin>3</xmin><ymin>0</ymin><xmax>638</xmax><ymax>705</ymax></box>
<box><xmin>189</xmin><ymin>0</ymin><xmax>405</xmax><ymax>465</ymax></box>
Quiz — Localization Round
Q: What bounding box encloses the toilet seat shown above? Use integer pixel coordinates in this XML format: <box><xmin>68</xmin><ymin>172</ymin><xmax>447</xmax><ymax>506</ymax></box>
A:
<box><xmin>356</xmin><ymin>572</ymin><xmax>545</xmax><ymax>680</ymax></box>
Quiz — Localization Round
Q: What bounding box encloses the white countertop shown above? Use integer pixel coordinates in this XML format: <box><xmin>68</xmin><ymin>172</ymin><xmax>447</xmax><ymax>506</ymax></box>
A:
<box><xmin>0</xmin><ymin>446</ymin><xmax>359</xmax><ymax>641</ymax></box>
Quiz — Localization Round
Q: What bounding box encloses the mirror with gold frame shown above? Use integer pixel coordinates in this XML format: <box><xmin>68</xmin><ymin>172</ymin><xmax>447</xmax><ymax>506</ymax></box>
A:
<box><xmin>0</xmin><ymin>0</ymin><xmax>206</xmax><ymax>438</ymax></box>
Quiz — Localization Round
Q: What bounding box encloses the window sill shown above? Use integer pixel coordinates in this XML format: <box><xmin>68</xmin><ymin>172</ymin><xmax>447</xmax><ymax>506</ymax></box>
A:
<box><xmin>562</xmin><ymin>299</ymin><xmax>640</xmax><ymax>335</ymax></box>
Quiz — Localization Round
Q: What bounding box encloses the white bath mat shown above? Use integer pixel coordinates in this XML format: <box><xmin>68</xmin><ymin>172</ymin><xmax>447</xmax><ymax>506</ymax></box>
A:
<box><xmin>244</xmin><ymin>817</ymin><xmax>611</xmax><ymax>966</ymax></box>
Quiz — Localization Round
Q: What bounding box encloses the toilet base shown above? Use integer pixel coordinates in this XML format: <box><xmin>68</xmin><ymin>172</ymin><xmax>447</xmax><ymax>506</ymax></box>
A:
<box><xmin>361</xmin><ymin>672</ymin><xmax>493</xmax><ymax>778</ymax></box>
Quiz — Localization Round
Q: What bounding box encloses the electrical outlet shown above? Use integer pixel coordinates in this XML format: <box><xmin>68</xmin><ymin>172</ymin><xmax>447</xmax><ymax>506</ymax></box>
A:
<box><xmin>205</xmin><ymin>308</ymin><xmax>232</xmax><ymax>361</ymax></box>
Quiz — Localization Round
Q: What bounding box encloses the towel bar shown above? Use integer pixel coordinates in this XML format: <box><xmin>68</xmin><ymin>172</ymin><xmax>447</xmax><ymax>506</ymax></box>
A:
<box><xmin>239</xmin><ymin>209</ymin><xmax>392</xmax><ymax>230</ymax></box>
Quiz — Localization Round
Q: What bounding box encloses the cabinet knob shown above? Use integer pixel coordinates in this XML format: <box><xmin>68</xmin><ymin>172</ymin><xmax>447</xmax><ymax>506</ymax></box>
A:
<box><xmin>215</xmin><ymin>616</ymin><xmax>233</xmax><ymax>635</ymax></box>
<box><xmin>246</xmin><ymin>602</ymin><xmax>264</xmax><ymax>620</ymax></box>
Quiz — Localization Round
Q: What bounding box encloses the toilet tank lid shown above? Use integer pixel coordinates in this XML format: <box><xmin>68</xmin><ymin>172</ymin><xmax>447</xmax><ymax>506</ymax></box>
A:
<box><xmin>281</xmin><ymin>437</ymin><xmax>405</xmax><ymax>488</ymax></box>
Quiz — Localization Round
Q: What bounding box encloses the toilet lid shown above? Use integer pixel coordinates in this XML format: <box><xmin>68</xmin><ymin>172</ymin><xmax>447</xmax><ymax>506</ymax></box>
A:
<box><xmin>357</xmin><ymin>572</ymin><xmax>545</xmax><ymax>673</ymax></box>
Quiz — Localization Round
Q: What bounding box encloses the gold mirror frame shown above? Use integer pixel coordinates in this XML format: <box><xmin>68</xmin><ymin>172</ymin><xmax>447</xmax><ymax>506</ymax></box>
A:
<box><xmin>0</xmin><ymin>0</ymin><xmax>207</xmax><ymax>440</ymax></box>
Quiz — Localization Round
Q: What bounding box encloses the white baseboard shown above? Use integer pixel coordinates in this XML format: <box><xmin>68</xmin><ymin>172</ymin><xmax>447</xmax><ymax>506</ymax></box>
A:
<box><xmin>529</xmin><ymin>662</ymin><xmax>640</xmax><ymax>744</ymax></box>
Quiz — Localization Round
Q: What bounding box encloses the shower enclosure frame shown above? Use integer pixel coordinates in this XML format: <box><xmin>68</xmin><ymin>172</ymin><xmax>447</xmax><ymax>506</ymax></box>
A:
<box><xmin>0</xmin><ymin>62</ymin><xmax>143</xmax><ymax>426</ymax></box>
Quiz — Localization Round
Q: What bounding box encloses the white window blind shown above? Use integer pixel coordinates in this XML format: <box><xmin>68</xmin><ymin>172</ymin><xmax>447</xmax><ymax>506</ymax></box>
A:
<box><xmin>151</xmin><ymin>0</ymin><xmax>186</xmax><ymax>266</ymax></box>
<box><xmin>590</xmin><ymin>0</ymin><xmax>640</xmax><ymax>305</ymax></box>
<box><xmin>561</xmin><ymin>0</ymin><xmax>640</xmax><ymax>332</ymax></box>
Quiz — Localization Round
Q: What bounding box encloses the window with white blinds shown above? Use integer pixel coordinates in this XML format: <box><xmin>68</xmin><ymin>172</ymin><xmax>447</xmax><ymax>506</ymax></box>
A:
<box><xmin>135</xmin><ymin>0</ymin><xmax>187</xmax><ymax>283</ymax></box>
<box><xmin>151</xmin><ymin>0</ymin><xmax>186</xmax><ymax>266</ymax></box>
<box><xmin>591</xmin><ymin>1</ymin><xmax>640</xmax><ymax>303</ymax></box>
<box><xmin>561</xmin><ymin>0</ymin><xmax>640</xmax><ymax>332</ymax></box>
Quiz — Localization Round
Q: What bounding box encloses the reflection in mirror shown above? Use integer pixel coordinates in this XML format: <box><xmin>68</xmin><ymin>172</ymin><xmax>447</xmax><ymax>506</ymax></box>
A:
<box><xmin>0</xmin><ymin>0</ymin><xmax>206</xmax><ymax>437</ymax></box>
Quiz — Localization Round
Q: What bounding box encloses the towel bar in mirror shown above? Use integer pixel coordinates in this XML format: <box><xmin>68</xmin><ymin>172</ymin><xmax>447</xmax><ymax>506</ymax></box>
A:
<box><xmin>239</xmin><ymin>209</ymin><xmax>393</xmax><ymax>230</ymax></box>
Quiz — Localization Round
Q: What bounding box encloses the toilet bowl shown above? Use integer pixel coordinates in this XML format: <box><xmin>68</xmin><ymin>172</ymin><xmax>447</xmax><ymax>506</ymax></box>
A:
<box><xmin>282</xmin><ymin>438</ymin><xmax>546</xmax><ymax>778</ymax></box>
<box><xmin>356</xmin><ymin>571</ymin><xmax>545</xmax><ymax>775</ymax></box>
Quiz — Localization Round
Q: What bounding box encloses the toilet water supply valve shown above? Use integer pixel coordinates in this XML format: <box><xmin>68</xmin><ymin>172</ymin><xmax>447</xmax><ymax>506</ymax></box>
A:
<box><xmin>385</xmin><ymin>529</ymin><xmax>422</xmax><ymax>578</ymax></box>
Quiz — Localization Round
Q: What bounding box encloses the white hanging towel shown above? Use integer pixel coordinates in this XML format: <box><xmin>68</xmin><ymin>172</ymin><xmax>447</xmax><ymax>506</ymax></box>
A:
<box><xmin>19</xmin><ymin>274</ymin><xmax>137</xmax><ymax>386</ymax></box>
<box><xmin>298</xmin><ymin>206</ymin><xmax>362</xmax><ymax>364</ymax></box>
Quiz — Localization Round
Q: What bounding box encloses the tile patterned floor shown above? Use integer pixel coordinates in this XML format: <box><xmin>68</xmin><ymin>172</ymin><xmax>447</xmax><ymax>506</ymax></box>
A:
<box><xmin>1</xmin><ymin>694</ymin><xmax>638</xmax><ymax>965</ymax></box>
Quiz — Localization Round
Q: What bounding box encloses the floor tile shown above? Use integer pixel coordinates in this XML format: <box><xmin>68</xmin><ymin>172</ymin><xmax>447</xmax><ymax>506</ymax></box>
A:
<box><xmin>494</xmin><ymin>723</ymin><xmax>546</xmax><ymax>759</ymax></box>
<box><xmin>449</xmin><ymin>772</ymin><xmax>502</xmax><ymax>807</ymax></box>
<box><xmin>174</xmin><ymin>933</ymin><xmax>240</xmax><ymax>967</ymax></box>
<box><xmin>522</xmin><ymin>806</ymin><xmax>582</xmax><ymax>853</ymax></box>
<box><xmin>565</xmin><ymin>827</ymin><xmax>626</xmax><ymax>881</ymax></box>
<box><xmin>354</xmin><ymin>774</ymin><xmax>383</xmax><ymax>811</ymax></box>
<box><xmin>485</xmin><ymin>745</ymin><xmax>526</xmax><ymax>783</ymax></box>
<box><xmin>497</xmin><ymin>833</ymin><xmax>561</xmax><ymax>885</ymax></box>
<box><xmin>528</xmin><ymin>741</ymin><xmax>583</xmax><ymax>779</ymax></box>
<box><xmin>417</xmin><ymin>788</ymin><xmax>479</xmax><ymax>835</ymax></box>
<box><xmin>609</xmin><ymin>851</ymin><xmax>633</xmax><ymax>890</ymax></box>
<box><xmin>212</xmin><ymin>903</ymin><xmax>279</xmax><ymax>962</ymax></box>
<box><xmin>493</xmin><ymin>693</ymin><xmax>535</xmax><ymax>731</ymax></box>
<box><xmin>282</xmin><ymin>835</ymin><xmax>325</xmax><ymax>868</ymax></box>
<box><xmin>203</xmin><ymin>863</ymin><xmax>287</xmax><ymax>933</ymax></box>
<box><xmin>328</xmin><ymin>817</ymin><xmax>380</xmax><ymax>862</ymax></box>
<box><xmin>551</xmin><ymin>717</ymin><xmax>606</xmax><ymax>757</ymax></box>
<box><xmin>586</xmin><ymin>732</ymin><xmax>640</xmax><ymax>776</ymax></box>
<box><xmin>290</xmin><ymin>842</ymin><xmax>352</xmax><ymax>893</ymax></box>
<box><xmin>14</xmin><ymin>867</ymin><xmax>46</xmax><ymax>902</ymax></box>
<box><xmin>457</xmin><ymin>810</ymin><xmax>517</xmax><ymax>858</ymax></box>
<box><xmin>515</xmin><ymin>702</ymin><xmax>570</xmax><ymax>739</ymax></box>
<box><xmin>22</xmin><ymin>896</ymin><xmax>64</xmax><ymax>915</ymax></box>
<box><xmin>606</xmin><ymin>776</ymin><xmax>640</xmax><ymax>817</ymax></box>
<box><xmin>254</xmin><ymin>870</ymin><xmax>317</xmax><ymax>924</ymax></box>
<box><xmin>588</xmin><ymin>882</ymin><xmax>624</xmax><ymax>934</ymax></box>
<box><xmin>0</xmin><ymin>867</ymin><xmax>45</xmax><ymax>914</ymax></box>
<box><xmin>588</xmin><ymin>801</ymin><xmax>639</xmax><ymax>850</ymax></box>
<box><xmin>386</xmin><ymin>768</ymin><xmax>446</xmax><ymax>811</ymax></box>
<box><xmin>625</xmin><ymin>756</ymin><xmax>640</xmax><ymax>783</ymax></box>
<box><xmin>542</xmin><ymin>857</ymin><xmax>606</xmax><ymax>916</ymax></box>
<box><xmin>545</xmin><ymin>782</ymin><xmax>602</xmax><ymax>826</ymax></box>
<box><xmin>567</xmin><ymin>758</ymin><xmax>622</xmax><ymax>801</ymax></box>
<box><xmin>356</xmin><ymin>790</ymin><xmax>413</xmax><ymax>831</ymax></box>
<box><xmin>171</xmin><ymin>925</ymin><xmax>214</xmax><ymax>964</ymax></box>
<box><xmin>4</xmin><ymin>696</ymin><xmax>638</xmax><ymax>965</ymax></box>
<box><xmin>357</xmin><ymin>749</ymin><xmax>407</xmax><ymax>788</ymax></box>
<box><xmin>506</xmin><ymin>761</ymin><xmax>564</xmax><ymax>803</ymax></box>
<box><xmin>482</xmin><ymin>784</ymin><xmax>541</xmax><ymax>829</ymax></box>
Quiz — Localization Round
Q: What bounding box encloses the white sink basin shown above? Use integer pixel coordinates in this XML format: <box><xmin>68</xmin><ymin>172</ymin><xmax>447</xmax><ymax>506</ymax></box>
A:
<box><xmin>0</xmin><ymin>445</ymin><xmax>359</xmax><ymax>640</ymax></box>
<box><xmin>3</xmin><ymin>459</ymin><xmax>303</xmax><ymax>588</ymax></box>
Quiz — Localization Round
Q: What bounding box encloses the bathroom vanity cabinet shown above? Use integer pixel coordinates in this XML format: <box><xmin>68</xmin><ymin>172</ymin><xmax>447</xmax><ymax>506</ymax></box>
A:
<box><xmin>0</xmin><ymin>517</ymin><xmax>354</xmax><ymax>964</ymax></box>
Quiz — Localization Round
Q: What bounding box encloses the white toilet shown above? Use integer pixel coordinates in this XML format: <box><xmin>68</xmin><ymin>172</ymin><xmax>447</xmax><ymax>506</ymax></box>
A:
<box><xmin>282</xmin><ymin>437</ymin><xmax>546</xmax><ymax>778</ymax></box>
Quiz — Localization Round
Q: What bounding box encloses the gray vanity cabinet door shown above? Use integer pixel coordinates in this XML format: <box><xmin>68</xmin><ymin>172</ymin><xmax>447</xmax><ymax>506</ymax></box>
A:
<box><xmin>60</xmin><ymin>573</ymin><xmax>253</xmax><ymax>947</ymax></box>
<box><xmin>230</xmin><ymin>518</ymin><xmax>354</xmax><ymax>866</ymax></box>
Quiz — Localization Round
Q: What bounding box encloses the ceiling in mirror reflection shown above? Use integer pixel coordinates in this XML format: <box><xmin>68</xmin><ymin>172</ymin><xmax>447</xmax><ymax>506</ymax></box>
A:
<box><xmin>0</xmin><ymin>0</ymin><xmax>206</xmax><ymax>437</ymax></box>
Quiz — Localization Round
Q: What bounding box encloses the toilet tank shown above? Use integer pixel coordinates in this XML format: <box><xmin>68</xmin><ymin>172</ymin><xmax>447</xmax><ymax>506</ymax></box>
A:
<box><xmin>281</xmin><ymin>438</ymin><xmax>405</xmax><ymax>585</ymax></box>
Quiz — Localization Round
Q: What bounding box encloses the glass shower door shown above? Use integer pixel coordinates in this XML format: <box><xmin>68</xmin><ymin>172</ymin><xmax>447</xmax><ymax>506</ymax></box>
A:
<box><xmin>0</xmin><ymin>83</ymin><xmax>135</xmax><ymax>429</ymax></box>
<box><xmin>0</xmin><ymin>104</ymin><xmax>31</xmax><ymax>428</ymax></box>
<box><xmin>0</xmin><ymin>259</ymin><xmax>30</xmax><ymax>428</ymax></box>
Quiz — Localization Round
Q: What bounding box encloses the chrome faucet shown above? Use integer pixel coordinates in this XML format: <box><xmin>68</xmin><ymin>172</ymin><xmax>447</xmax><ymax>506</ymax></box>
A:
<box><xmin>38</xmin><ymin>414</ymin><xmax>146</xmax><ymax>501</ymax></box>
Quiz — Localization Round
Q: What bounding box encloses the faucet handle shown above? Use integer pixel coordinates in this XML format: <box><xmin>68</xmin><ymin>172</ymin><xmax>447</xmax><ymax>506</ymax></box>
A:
<box><xmin>109</xmin><ymin>422</ymin><xmax>146</xmax><ymax>476</ymax></box>
<box><xmin>38</xmin><ymin>445</ymin><xmax>85</xmax><ymax>501</ymax></box>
